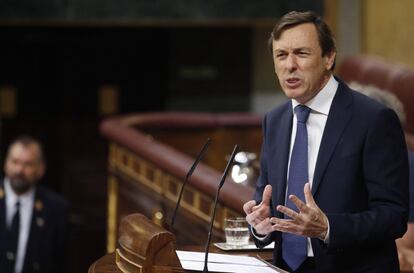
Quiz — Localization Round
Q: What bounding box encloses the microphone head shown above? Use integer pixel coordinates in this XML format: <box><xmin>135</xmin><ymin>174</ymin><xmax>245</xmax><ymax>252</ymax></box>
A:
<box><xmin>171</xmin><ymin>137</ymin><xmax>212</xmax><ymax>229</ymax></box>
<box><xmin>186</xmin><ymin>137</ymin><xmax>212</xmax><ymax>179</ymax></box>
<box><xmin>218</xmin><ymin>144</ymin><xmax>239</xmax><ymax>189</ymax></box>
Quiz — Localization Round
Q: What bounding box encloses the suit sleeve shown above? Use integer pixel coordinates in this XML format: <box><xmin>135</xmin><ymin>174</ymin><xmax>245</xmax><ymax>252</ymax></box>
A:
<box><xmin>52</xmin><ymin>199</ymin><xmax>69</xmax><ymax>273</ymax></box>
<box><xmin>254</xmin><ymin>114</ymin><xmax>269</xmax><ymax>204</ymax></box>
<box><xmin>326</xmin><ymin>108</ymin><xmax>409</xmax><ymax>251</ymax></box>
<box><xmin>252</xmin><ymin>113</ymin><xmax>277</xmax><ymax>248</ymax></box>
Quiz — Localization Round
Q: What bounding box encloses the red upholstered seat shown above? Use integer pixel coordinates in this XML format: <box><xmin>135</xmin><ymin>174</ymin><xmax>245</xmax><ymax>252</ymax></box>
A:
<box><xmin>338</xmin><ymin>55</ymin><xmax>414</xmax><ymax>148</ymax></box>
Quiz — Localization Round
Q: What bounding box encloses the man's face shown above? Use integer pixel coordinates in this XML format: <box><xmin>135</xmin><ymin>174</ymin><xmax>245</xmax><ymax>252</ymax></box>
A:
<box><xmin>272</xmin><ymin>23</ymin><xmax>336</xmax><ymax>104</ymax></box>
<box><xmin>4</xmin><ymin>143</ymin><xmax>45</xmax><ymax>195</ymax></box>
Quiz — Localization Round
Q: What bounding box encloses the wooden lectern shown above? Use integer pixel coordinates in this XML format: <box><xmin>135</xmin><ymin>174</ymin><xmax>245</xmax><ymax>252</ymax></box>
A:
<box><xmin>89</xmin><ymin>212</ymin><xmax>275</xmax><ymax>273</ymax></box>
<box><xmin>115</xmin><ymin>213</ymin><xmax>184</xmax><ymax>273</ymax></box>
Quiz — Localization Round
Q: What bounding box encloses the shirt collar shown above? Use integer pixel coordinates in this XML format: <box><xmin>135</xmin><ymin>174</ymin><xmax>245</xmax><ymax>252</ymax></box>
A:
<box><xmin>4</xmin><ymin>178</ymin><xmax>36</xmax><ymax>207</ymax></box>
<box><xmin>291</xmin><ymin>75</ymin><xmax>338</xmax><ymax>115</ymax></box>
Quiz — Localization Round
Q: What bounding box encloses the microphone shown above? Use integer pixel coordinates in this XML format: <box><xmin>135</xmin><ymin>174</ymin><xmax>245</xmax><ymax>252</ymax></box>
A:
<box><xmin>170</xmin><ymin>137</ymin><xmax>212</xmax><ymax>229</ymax></box>
<box><xmin>203</xmin><ymin>144</ymin><xmax>239</xmax><ymax>273</ymax></box>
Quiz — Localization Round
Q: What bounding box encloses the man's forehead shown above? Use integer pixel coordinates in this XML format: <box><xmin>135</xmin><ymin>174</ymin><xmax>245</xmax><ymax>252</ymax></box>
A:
<box><xmin>9</xmin><ymin>142</ymin><xmax>41</xmax><ymax>158</ymax></box>
<box><xmin>272</xmin><ymin>23</ymin><xmax>319</xmax><ymax>49</ymax></box>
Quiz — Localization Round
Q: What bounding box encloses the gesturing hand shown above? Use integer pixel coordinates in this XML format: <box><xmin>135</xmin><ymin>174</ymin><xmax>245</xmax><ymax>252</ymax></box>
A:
<box><xmin>270</xmin><ymin>183</ymin><xmax>328</xmax><ymax>240</ymax></box>
<box><xmin>243</xmin><ymin>185</ymin><xmax>274</xmax><ymax>235</ymax></box>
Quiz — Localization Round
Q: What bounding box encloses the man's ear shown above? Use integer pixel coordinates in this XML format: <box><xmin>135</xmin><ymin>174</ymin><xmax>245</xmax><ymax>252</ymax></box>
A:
<box><xmin>37</xmin><ymin>162</ymin><xmax>46</xmax><ymax>180</ymax></box>
<box><xmin>325</xmin><ymin>51</ymin><xmax>336</xmax><ymax>71</ymax></box>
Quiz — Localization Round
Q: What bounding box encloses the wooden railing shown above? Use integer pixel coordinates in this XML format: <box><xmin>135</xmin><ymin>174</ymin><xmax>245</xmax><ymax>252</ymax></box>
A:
<box><xmin>100</xmin><ymin>112</ymin><xmax>263</xmax><ymax>252</ymax></box>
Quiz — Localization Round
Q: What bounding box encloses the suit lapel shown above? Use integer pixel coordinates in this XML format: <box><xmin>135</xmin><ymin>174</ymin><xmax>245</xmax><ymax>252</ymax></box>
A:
<box><xmin>23</xmin><ymin>189</ymin><xmax>45</xmax><ymax>272</ymax></box>
<box><xmin>272</xmin><ymin>105</ymin><xmax>293</xmax><ymax>214</ymax></box>
<box><xmin>312</xmin><ymin>82</ymin><xmax>353</xmax><ymax>195</ymax></box>
<box><xmin>0</xmin><ymin>182</ymin><xmax>5</xmax><ymax>248</ymax></box>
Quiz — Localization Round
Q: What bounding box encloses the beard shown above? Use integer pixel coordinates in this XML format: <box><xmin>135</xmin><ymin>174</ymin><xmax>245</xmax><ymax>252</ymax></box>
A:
<box><xmin>9</xmin><ymin>176</ymin><xmax>33</xmax><ymax>194</ymax></box>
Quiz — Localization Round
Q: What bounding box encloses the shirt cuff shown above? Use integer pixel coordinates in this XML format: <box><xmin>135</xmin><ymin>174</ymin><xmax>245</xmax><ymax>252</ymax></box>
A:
<box><xmin>251</xmin><ymin>227</ymin><xmax>270</xmax><ymax>241</ymax></box>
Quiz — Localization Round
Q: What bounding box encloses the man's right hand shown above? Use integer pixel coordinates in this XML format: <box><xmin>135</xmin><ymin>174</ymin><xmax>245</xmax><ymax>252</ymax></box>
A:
<box><xmin>243</xmin><ymin>185</ymin><xmax>274</xmax><ymax>236</ymax></box>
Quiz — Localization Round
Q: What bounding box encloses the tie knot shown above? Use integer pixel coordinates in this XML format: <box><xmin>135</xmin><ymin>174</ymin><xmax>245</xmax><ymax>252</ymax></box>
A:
<box><xmin>15</xmin><ymin>201</ymin><xmax>20</xmax><ymax>209</ymax></box>
<box><xmin>295</xmin><ymin>105</ymin><xmax>311</xmax><ymax>123</ymax></box>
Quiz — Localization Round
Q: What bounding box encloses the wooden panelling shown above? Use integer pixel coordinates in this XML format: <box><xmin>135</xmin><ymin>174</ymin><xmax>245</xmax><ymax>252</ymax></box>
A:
<box><xmin>362</xmin><ymin>0</ymin><xmax>414</xmax><ymax>67</ymax></box>
<box><xmin>107</xmin><ymin>143</ymin><xmax>244</xmax><ymax>247</ymax></box>
<box><xmin>324</xmin><ymin>0</ymin><xmax>339</xmax><ymax>40</ymax></box>
<box><xmin>107</xmin><ymin>176</ymin><xmax>118</xmax><ymax>253</ymax></box>
<box><xmin>143</xmin><ymin>127</ymin><xmax>262</xmax><ymax>172</ymax></box>
<box><xmin>98</xmin><ymin>85</ymin><xmax>119</xmax><ymax>116</ymax></box>
<box><xmin>0</xmin><ymin>85</ymin><xmax>17</xmax><ymax>117</ymax></box>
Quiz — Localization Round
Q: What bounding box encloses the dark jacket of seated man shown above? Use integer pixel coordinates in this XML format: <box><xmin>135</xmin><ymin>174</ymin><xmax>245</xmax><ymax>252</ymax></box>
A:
<box><xmin>0</xmin><ymin>136</ymin><xmax>68</xmax><ymax>273</ymax></box>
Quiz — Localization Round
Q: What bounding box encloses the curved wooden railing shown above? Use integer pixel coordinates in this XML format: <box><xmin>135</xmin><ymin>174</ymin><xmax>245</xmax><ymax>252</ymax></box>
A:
<box><xmin>100</xmin><ymin>112</ymin><xmax>263</xmax><ymax>251</ymax></box>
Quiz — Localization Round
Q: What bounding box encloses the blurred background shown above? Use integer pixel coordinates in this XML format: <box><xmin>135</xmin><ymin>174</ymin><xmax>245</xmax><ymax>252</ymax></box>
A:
<box><xmin>0</xmin><ymin>0</ymin><xmax>413</xmax><ymax>272</ymax></box>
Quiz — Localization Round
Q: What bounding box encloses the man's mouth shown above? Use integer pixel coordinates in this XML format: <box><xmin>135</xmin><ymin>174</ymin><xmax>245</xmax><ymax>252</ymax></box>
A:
<box><xmin>285</xmin><ymin>77</ymin><xmax>301</xmax><ymax>88</ymax></box>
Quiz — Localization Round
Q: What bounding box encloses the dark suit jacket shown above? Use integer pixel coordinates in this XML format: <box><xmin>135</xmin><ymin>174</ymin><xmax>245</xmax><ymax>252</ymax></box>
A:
<box><xmin>0</xmin><ymin>180</ymin><xmax>68</xmax><ymax>273</ymax></box>
<box><xmin>408</xmin><ymin>151</ymin><xmax>414</xmax><ymax>222</ymax></box>
<box><xmin>253</xmin><ymin>80</ymin><xmax>409</xmax><ymax>273</ymax></box>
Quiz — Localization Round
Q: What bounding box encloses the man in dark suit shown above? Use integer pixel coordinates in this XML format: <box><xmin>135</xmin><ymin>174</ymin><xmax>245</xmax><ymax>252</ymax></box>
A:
<box><xmin>243</xmin><ymin>11</ymin><xmax>409</xmax><ymax>273</ymax></box>
<box><xmin>350</xmin><ymin>82</ymin><xmax>414</xmax><ymax>272</ymax></box>
<box><xmin>0</xmin><ymin>136</ymin><xmax>68</xmax><ymax>273</ymax></box>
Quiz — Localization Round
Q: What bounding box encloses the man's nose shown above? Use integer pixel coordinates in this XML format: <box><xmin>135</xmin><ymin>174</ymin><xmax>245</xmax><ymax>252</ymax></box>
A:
<box><xmin>14</xmin><ymin>164</ymin><xmax>24</xmax><ymax>173</ymax></box>
<box><xmin>286</xmin><ymin>54</ymin><xmax>298</xmax><ymax>71</ymax></box>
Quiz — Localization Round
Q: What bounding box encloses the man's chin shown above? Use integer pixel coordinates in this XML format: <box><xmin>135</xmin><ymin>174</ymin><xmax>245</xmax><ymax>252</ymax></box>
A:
<box><xmin>285</xmin><ymin>92</ymin><xmax>308</xmax><ymax>103</ymax></box>
<box><xmin>10</xmin><ymin>180</ymin><xmax>32</xmax><ymax>194</ymax></box>
<box><xmin>283</xmin><ymin>87</ymin><xmax>303</xmax><ymax>96</ymax></box>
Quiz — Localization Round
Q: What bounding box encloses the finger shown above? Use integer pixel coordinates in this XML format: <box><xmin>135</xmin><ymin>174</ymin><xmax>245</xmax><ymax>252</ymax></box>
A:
<box><xmin>260</xmin><ymin>185</ymin><xmax>272</xmax><ymax>206</ymax></box>
<box><xmin>245</xmin><ymin>212</ymin><xmax>260</xmax><ymax>226</ymax></box>
<box><xmin>269</xmin><ymin>217</ymin><xmax>285</xmax><ymax>227</ymax></box>
<box><xmin>254</xmin><ymin>218</ymin><xmax>273</xmax><ymax>235</ymax></box>
<box><xmin>246</xmin><ymin>207</ymin><xmax>269</xmax><ymax>226</ymax></box>
<box><xmin>243</xmin><ymin>200</ymin><xmax>256</xmax><ymax>214</ymax></box>
<box><xmin>270</xmin><ymin>217</ymin><xmax>302</xmax><ymax>234</ymax></box>
<box><xmin>289</xmin><ymin>194</ymin><xmax>309</xmax><ymax>213</ymax></box>
<box><xmin>304</xmin><ymin>183</ymin><xmax>316</xmax><ymax>206</ymax></box>
<box><xmin>276</xmin><ymin>204</ymin><xmax>299</xmax><ymax>220</ymax></box>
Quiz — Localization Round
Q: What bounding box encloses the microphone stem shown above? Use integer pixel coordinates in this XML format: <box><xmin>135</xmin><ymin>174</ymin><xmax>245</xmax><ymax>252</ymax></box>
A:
<box><xmin>170</xmin><ymin>175</ymin><xmax>189</xmax><ymax>228</ymax></box>
<box><xmin>170</xmin><ymin>138</ymin><xmax>211</xmax><ymax>229</ymax></box>
<box><xmin>202</xmin><ymin>144</ymin><xmax>239</xmax><ymax>272</ymax></box>
<box><xmin>203</xmin><ymin>187</ymin><xmax>220</xmax><ymax>273</ymax></box>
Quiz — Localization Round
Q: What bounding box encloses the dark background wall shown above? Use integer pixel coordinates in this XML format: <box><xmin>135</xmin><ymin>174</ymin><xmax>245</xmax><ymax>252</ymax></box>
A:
<box><xmin>0</xmin><ymin>1</ymin><xmax>323</xmax><ymax>272</ymax></box>
<box><xmin>0</xmin><ymin>0</ymin><xmax>323</xmax><ymax>20</ymax></box>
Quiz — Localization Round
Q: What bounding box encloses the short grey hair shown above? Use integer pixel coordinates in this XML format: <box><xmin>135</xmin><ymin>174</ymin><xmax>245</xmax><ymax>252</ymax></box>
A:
<box><xmin>350</xmin><ymin>81</ymin><xmax>406</xmax><ymax>126</ymax></box>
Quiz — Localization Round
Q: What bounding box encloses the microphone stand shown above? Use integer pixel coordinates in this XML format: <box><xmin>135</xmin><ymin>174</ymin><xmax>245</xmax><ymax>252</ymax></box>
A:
<box><xmin>203</xmin><ymin>144</ymin><xmax>239</xmax><ymax>273</ymax></box>
<box><xmin>170</xmin><ymin>138</ymin><xmax>212</xmax><ymax>229</ymax></box>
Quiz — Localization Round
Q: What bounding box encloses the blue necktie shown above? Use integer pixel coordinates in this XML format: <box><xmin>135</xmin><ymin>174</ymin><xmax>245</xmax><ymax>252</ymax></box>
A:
<box><xmin>282</xmin><ymin>105</ymin><xmax>311</xmax><ymax>271</ymax></box>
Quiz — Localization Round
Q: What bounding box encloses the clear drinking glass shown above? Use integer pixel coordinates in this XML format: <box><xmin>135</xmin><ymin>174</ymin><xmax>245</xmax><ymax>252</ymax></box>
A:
<box><xmin>224</xmin><ymin>217</ymin><xmax>250</xmax><ymax>246</ymax></box>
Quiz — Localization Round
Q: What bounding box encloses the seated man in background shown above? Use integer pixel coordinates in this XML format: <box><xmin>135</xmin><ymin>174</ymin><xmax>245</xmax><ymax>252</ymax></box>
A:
<box><xmin>0</xmin><ymin>136</ymin><xmax>68</xmax><ymax>273</ymax></box>
<box><xmin>350</xmin><ymin>82</ymin><xmax>414</xmax><ymax>272</ymax></box>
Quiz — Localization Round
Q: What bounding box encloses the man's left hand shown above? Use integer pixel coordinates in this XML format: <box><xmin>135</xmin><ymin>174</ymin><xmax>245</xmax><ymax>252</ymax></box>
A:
<box><xmin>270</xmin><ymin>183</ymin><xmax>328</xmax><ymax>240</ymax></box>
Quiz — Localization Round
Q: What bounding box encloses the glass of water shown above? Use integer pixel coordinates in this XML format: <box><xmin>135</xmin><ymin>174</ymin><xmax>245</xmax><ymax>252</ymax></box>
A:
<box><xmin>224</xmin><ymin>217</ymin><xmax>250</xmax><ymax>246</ymax></box>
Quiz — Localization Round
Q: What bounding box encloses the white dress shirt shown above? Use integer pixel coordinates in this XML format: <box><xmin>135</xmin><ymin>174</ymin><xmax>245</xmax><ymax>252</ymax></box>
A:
<box><xmin>253</xmin><ymin>75</ymin><xmax>338</xmax><ymax>257</ymax></box>
<box><xmin>5</xmin><ymin>178</ymin><xmax>35</xmax><ymax>273</ymax></box>
<box><xmin>289</xmin><ymin>75</ymin><xmax>338</xmax><ymax>256</ymax></box>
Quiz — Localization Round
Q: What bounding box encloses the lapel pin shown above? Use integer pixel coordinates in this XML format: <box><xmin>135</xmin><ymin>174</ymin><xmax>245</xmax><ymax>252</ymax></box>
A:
<box><xmin>36</xmin><ymin>217</ymin><xmax>45</xmax><ymax>227</ymax></box>
<box><xmin>35</xmin><ymin>200</ymin><xmax>43</xmax><ymax>211</ymax></box>
<box><xmin>6</xmin><ymin>251</ymin><xmax>15</xmax><ymax>261</ymax></box>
